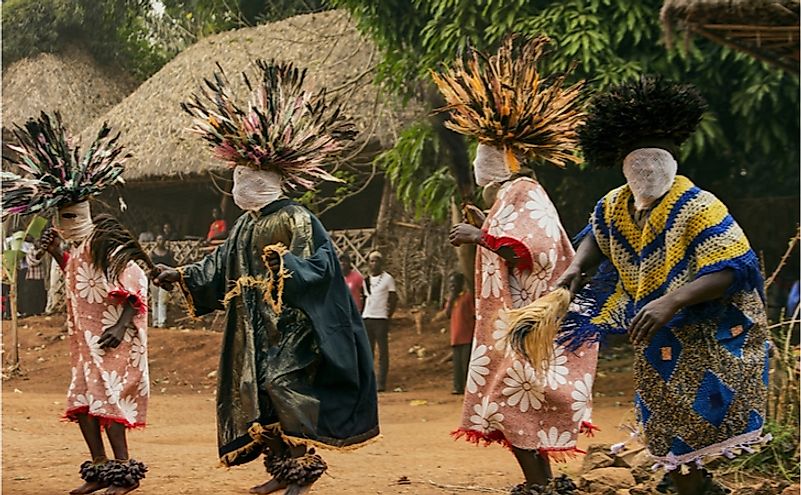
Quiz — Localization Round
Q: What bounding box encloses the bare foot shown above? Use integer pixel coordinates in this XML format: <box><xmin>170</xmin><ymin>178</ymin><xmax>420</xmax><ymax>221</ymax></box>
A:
<box><xmin>249</xmin><ymin>478</ymin><xmax>288</xmax><ymax>494</ymax></box>
<box><xmin>102</xmin><ymin>482</ymin><xmax>139</xmax><ymax>495</ymax></box>
<box><xmin>283</xmin><ymin>484</ymin><xmax>312</xmax><ymax>495</ymax></box>
<box><xmin>70</xmin><ymin>480</ymin><xmax>110</xmax><ymax>495</ymax></box>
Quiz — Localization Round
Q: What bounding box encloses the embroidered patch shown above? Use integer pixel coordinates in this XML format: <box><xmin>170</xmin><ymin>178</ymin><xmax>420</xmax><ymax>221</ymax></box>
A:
<box><xmin>661</xmin><ymin>347</ymin><xmax>672</xmax><ymax>361</ymax></box>
<box><xmin>731</xmin><ymin>325</ymin><xmax>744</xmax><ymax>337</ymax></box>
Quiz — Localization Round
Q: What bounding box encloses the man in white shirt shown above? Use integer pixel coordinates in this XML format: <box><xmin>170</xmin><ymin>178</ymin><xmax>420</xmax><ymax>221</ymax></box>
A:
<box><xmin>362</xmin><ymin>251</ymin><xmax>398</xmax><ymax>392</ymax></box>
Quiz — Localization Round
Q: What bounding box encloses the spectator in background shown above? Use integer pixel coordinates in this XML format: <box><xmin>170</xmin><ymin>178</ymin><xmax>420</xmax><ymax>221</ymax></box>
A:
<box><xmin>362</xmin><ymin>251</ymin><xmax>397</xmax><ymax>392</ymax></box>
<box><xmin>206</xmin><ymin>207</ymin><xmax>228</xmax><ymax>242</ymax></box>
<box><xmin>138</xmin><ymin>227</ymin><xmax>155</xmax><ymax>243</ymax></box>
<box><xmin>162</xmin><ymin>222</ymin><xmax>178</xmax><ymax>241</ymax></box>
<box><xmin>445</xmin><ymin>272</ymin><xmax>474</xmax><ymax>395</ymax></box>
<box><xmin>23</xmin><ymin>243</ymin><xmax>47</xmax><ymax>316</ymax></box>
<box><xmin>150</xmin><ymin>235</ymin><xmax>175</xmax><ymax>328</ymax></box>
<box><xmin>340</xmin><ymin>252</ymin><xmax>364</xmax><ymax>313</ymax></box>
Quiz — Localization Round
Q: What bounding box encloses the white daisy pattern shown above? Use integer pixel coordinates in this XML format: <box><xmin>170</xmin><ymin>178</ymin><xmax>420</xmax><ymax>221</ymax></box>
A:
<box><xmin>130</xmin><ymin>335</ymin><xmax>148</xmax><ymax>372</ymax></box>
<box><xmin>571</xmin><ymin>373</ymin><xmax>594</xmax><ymax>423</ymax></box>
<box><xmin>117</xmin><ymin>396</ymin><xmax>139</xmax><ymax>424</ymax></box>
<box><xmin>487</xmin><ymin>202</ymin><xmax>519</xmax><ymax>237</ymax></box>
<box><xmin>525</xmin><ymin>187</ymin><xmax>561</xmax><ymax>240</ymax></box>
<box><xmin>530</xmin><ymin>249</ymin><xmax>558</xmax><ymax>297</ymax></box>
<box><xmin>64</xmin><ymin>243</ymin><xmax>150</xmax><ymax>428</ymax></box>
<box><xmin>537</xmin><ymin>426</ymin><xmax>577</xmax><ymax>450</ymax></box>
<box><xmin>102</xmin><ymin>370</ymin><xmax>124</xmax><ymax>405</ymax></box>
<box><xmin>509</xmin><ymin>270</ymin><xmax>538</xmax><ymax>308</ymax></box>
<box><xmin>466</xmin><ymin>344</ymin><xmax>491</xmax><ymax>394</ymax></box>
<box><xmin>469</xmin><ymin>396</ymin><xmax>505</xmax><ymax>433</ymax></box>
<box><xmin>492</xmin><ymin>317</ymin><xmax>511</xmax><ymax>355</ymax></box>
<box><xmin>84</xmin><ymin>330</ymin><xmax>105</xmax><ymax>364</ymax></box>
<box><xmin>502</xmin><ymin>360</ymin><xmax>545</xmax><ymax>413</ymax></box>
<box><xmin>74</xmin><ymin>393</ymin><xmax>105</xmax><ymax>414</ymax></box>
<box><xmin>480</xmin><ymin>252</ymin><xmax>502</xmax><ymax>299</ymax></box>
<box><xmin>75</xmin><ymin>262</ymin><xmax>107</xmax><ymax>304</ymax></box>
<box><xmin>545</xmin><ymin>345</ymin><xmax>570</xmax><ymax>390</ymax></box>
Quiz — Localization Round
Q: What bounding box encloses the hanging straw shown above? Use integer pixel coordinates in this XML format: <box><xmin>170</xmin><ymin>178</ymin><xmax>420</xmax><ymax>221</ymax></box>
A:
<box><xmin>505</xmin><ymin>288</ymin><xmax>572</xmax><ymax>375</ymax></box>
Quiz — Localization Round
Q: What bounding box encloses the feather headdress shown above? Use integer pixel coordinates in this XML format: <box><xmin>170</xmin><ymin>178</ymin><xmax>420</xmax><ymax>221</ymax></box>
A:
<box><xmin>182</xmin><ymin>59</ymin><xmax>357</xmax><ymax>190</ymax></box>
<box><xmin>431</xmin><ymin>35</ymin><xmax>585</xmax><ymax>172</ymax></box>
<box><xmin>1</xmin><ymin>111</ymin><xmax>128</xmax><ymax>220</ymax></box>
<box><xmin>578</xmin><ymin>75</ymin><xmax>708</xmax><ymax>168</ymax></box>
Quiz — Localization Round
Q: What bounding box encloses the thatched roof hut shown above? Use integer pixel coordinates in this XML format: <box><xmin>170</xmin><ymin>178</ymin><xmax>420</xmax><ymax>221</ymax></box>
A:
<box><xmin>79</xmin><ymin>9</ymin><xmax>422</xmax><ymax>182</ymax></box>
<box><xmin>2</xmin><ymin>45</ymin><xmax>137</xmax><ymax>134</ymax></box>
<box><xmin>661</xmin><ymin>0</ymin><xmax>800</xmax><ymax>73</ymax></box>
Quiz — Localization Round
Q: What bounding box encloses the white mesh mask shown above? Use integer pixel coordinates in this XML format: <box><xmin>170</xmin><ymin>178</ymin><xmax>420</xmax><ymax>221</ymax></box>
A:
<box><xmin>232</xmin><ymin>166</ymin><xmax>283</xmax><ymax>212</ymax></box>
<box><xmin>56</xmin><ymin>201</ymin><xmax>93</xmax><ymax>242</ymax></box>
<box><xmin>473</xmin><ymin>143</ymin><xmax>512</xmax><ymax>187</ymax></box>
<box><xmin>623</xmin><ymin>148</ymin><xmax>677</xmax><ymax>211</ymax></box>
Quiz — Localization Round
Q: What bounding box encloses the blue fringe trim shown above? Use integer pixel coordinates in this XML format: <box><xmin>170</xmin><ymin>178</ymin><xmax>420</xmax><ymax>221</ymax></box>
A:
<box><xmin>697</xmin><ymin>250</ymin><xmax>765</xmax><ymax>302</ymax></box>
<box><xmin>572</xmin><ymin>224</ymin><xmax>593</xmax><ymax>248</ymax></box>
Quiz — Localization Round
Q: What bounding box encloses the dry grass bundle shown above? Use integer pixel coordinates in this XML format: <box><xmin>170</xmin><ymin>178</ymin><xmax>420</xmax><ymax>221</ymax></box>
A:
<box><xmin>2</xmin><ymin>46</ymin><xmax>136</xmax><ymax>134</ymax></box>
<box><xmin>505</xmin><ymin>288</ymin><xmax>572</xmax><ymax>374</ymax></box>
<box><xmin>76</xmin><ymin>10</ymin><xmax>424</xmax><ymax>181</ymax></box>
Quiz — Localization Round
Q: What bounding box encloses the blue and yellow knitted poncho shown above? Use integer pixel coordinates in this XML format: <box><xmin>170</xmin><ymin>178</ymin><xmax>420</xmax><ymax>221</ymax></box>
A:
<box><xmin>563</xmin><ymin>176</ymin><xmax>770</xmax><ymax>470</ymax></box>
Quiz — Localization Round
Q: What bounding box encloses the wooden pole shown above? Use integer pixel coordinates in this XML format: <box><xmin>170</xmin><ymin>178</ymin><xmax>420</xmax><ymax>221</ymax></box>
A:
<box><xmin>9</xmin><ymin>277</ymin><xmax>19</xmax><ymax>370</ymax></box>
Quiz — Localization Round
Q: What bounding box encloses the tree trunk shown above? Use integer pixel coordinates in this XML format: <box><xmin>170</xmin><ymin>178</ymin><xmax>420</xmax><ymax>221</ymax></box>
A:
<box><xmin>9</xmin><ymin>279</ymin><xmax>19</xmax><ymax>370</ymax></box>
<box><xmin>451</xmin><ymin>202</ymin><xmax>476</xmax><ymax>293</ymax></box>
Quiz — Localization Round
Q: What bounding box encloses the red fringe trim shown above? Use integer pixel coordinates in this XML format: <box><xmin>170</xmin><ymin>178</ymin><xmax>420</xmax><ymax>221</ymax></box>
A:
<box><xmin>452</xmin><ymin>428</ymin><xmax>588</xmax><ymax>462</ymax></box>
<box><xmin>59</xmin><ymin>252</ymin><xmax>70</xmax><ymax>270</ymax></box>
<box><xmin>580</xmin><ymin>421</ymin><xmax>601</xmax><ymax>437</ymax></box>
<box><xmin>452</xmin><ymin>428</ymin><xmax>513</xmax><ymax>449</ymax></box>
<box><xmin>538</xmin><ymin>446</ymin><xmax>587</xmax><ymax>463</ymax></box>
<box><xmin>62</xmin><ymin>406</ymin><xmax>146</xmax><ymax>430</ymax></box>
<box><xmin>108</xmin><ymin>288</ymin><xmax>147</xmax><ymax>316</ymax></box>
<box><xmin>480</xmin><ymin>232</ymin><xmax>534</xmax><ymax>272</ymax></box>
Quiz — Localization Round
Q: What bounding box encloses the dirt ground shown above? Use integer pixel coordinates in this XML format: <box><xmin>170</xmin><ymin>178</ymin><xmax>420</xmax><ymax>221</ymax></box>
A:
<box><xmin>2</xmin><ymin>312</ymin><xmax>637</xmax><ymax>495</ymax></box>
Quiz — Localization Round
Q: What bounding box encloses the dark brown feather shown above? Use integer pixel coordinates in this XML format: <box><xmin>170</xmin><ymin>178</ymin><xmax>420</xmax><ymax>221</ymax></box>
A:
<box><xmin>89</xmin><ymin>214</ymin><xmax>156</xmax><ymax>282</ymax></box>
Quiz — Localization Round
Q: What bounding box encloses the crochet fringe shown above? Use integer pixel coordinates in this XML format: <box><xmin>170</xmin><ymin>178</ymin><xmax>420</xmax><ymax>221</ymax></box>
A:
<box><xmin>451</xmin><ymin>428</ymin><xmax>587</xmax><ymax>462</ymax></box>
<box><xmin>63</xmin><ymin>406</ymin><xmax>146</xmax><ymax>430</ymax></box>
<box><xmin>649</xmin><ymin>430</ymin><xmax>772</xmax><ymax>474</ymax></box>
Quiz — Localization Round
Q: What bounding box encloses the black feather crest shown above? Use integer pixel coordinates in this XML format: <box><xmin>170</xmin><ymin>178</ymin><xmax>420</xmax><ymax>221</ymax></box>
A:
<box><xmin>578</xmin><ymin>75</ymin><xmax>708</xmax><ymax>168</ymax></box>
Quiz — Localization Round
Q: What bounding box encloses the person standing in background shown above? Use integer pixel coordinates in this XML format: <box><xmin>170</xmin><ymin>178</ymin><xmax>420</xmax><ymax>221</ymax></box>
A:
<box><xmin>340</xmin><ymin>252</ymin><xmax>364</xmax><ymax>313</ymax></box>
<box><xmin>206</xmin><ymin>208</ymin><xmax>228</xmax><ymax>242</ymax></box>
<box><xmin>149</xmin><ymin>235</ymin><xmax>175</xmax><ymax>328</ymax></box>
<box><xmin>445</xmin><ymin>272</ymin><xmax>474</xmax><ymax>395</ymax></box>
<box><xmin>362</xmin><ymin>251</ymin><xmax>398</xmax><ymax>392</ymax></box>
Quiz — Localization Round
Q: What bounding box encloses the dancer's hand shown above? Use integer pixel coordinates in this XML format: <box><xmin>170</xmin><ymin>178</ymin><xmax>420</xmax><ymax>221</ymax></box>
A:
<box><xmin>98</xmin><ymin>323</ymin><xmax>127</xmax><ymax>349</ymax></box>
<box><xmin>153</xmin><ymin>266</ymin><xmax>179</xmax><ymax>291</ymax></box>
<box><xmin>629</xmin><ymin>296</ymin><xmax>679</xmax><ymax>346</ymax></box>
<box><xmin>449</xmin><ymin>223</ymin><xmax>482</xmax><ymax>247</ymax></box>
<box><xmin>555</xmin><ymin>266</ymin><xmax>585</xmax><ymax>296</ymax></box>
<box><xmin>265</xmin><ymin>251</ymin><xmax>281</xmax><ymax>272</ymax></box>
<box><xmin>38</xmin><ymin>228</ymin><xmax>62</xmax><ymax>257</ymax></box>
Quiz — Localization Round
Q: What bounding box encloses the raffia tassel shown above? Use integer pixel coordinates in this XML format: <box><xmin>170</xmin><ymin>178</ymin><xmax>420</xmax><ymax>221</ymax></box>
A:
<box><xmin>261</xmin><ymin>243</ymin><xmax>291</xmax><ymax>314</ymax></box>
<box><xmin>505</xmin><ymin>288</ymin><xmax>572</xmax><ymax>375</ymax></box>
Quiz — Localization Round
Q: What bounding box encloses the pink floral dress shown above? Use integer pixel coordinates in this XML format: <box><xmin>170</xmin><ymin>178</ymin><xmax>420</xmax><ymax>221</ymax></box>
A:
<box><xmin>62</xmin><ymin>241</ymin><xmax>149</xmax><ymax>428</ymax></box>
<box><xmin>454</xmin><ymin>178</ymin><xmax>599</xmax><ymax>460</ymax></box>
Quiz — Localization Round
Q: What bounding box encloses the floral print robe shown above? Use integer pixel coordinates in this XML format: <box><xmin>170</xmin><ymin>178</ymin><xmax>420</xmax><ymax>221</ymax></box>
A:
<box><xmin>63</xmin><ymin>241</ymin><xmax>149</xmax><ymax>428</ymax></box>
<box><xmin>454</xmin><ymin>178</ymin><xmax>599</xmax><ymax>458</ymax></box>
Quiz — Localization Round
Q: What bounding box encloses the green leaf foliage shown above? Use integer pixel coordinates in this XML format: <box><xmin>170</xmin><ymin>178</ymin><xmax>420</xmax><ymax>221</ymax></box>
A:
<box><xmin>330</xmin><ymin>0</ymin><xmax>799</xmax><ymax>213</ymax></box>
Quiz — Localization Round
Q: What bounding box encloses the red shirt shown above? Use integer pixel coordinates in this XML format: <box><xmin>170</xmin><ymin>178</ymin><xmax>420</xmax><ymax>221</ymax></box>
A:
<box><xmin>450</xmin><ymin>290</ymin><xmax>475</xmax><ymax>346</ymax></box>
<box><xmin>344</xmin><ymin>269</ymin><xmax>365</xmax><ymax>312</ymax></box>
<box><xmin>206</xmin><ymin>219</ymin><xmax>228</xmax><ymax>241</ymax></box>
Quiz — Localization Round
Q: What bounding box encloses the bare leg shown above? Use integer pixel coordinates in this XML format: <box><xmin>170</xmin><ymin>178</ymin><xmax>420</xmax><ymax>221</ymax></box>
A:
<box><xmin>71</xmin><ymin>414</ymin><xmax>110</xmax><ymax>495</ymax></box>
<box><xmin>103</xmin><ymin>423</ymin><xmax>142</xmax><ymax>495</ymax></box>
<box><xmin>511</xmin><ymin>447</ymin><xmax>552</xmax><ymax>487</ymax></box>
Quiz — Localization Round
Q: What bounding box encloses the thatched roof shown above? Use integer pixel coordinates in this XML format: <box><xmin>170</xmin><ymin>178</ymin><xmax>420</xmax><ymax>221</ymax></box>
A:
<box><xmin>2</xmin><ymin>46</ymin><xmax>137</xmax><ymax>135</ymax></box>
<box><xmin>661</xmin><ymin>0</ymin><xmax>800</xmax><ymax>73</ymax></box>
<box><xmin>79</xmin><ymin>10</ymin><xmax>424</xmax><ymax>181</ymax></box>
